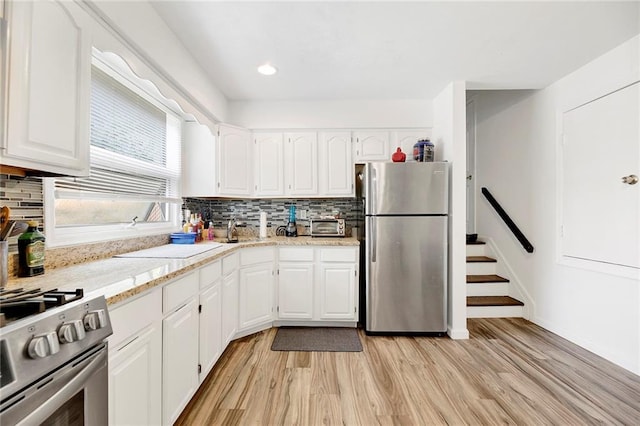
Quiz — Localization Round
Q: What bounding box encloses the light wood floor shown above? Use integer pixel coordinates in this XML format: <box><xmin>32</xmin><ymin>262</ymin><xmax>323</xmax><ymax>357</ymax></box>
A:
<box><xmin>176</xmin><ymin>319</ymin><xmax>640</xmax><ymax>425</ymax></box>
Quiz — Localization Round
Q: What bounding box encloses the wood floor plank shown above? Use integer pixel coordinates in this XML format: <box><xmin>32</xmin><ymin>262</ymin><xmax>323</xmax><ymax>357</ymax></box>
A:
<box><xmin>176</xmin><ymin>319</ymin><xmax>640</xmax><ymax>425</ymax></box>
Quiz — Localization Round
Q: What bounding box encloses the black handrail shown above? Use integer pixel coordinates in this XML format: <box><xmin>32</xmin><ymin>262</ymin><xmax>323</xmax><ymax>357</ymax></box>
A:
<box><xmin>481</xmin><ymin>187</ymin><xmax>534</xmax><ymax>253</ymax></box>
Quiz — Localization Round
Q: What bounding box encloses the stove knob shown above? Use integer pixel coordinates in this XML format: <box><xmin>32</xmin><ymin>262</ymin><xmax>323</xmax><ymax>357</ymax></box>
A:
<box><xmin>58</xmin><ymin>320</ymin><xmax>87</xmax><ymax>343</ymax></box>
<box><xmin>84</xmin><ymin>310</ymin><xmax>107</xmax><ymax>331</ymax></box>
<box><xmin>28</xmin><ymin>332</ymin><xmax>61</xmax><ymax>359</ymax></box>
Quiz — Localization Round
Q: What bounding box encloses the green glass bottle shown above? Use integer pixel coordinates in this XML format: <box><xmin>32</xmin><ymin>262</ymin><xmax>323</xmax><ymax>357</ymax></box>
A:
<box><xmin>18</xmin><ymin>221</ymin><xmax>45</xmax><ymax>277</ymax></box>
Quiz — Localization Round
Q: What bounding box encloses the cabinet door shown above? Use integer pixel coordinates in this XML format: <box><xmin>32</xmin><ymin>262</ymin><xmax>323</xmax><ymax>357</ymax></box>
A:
<box><xmin>199</xmin><ymin>282</ymin><xmax>222</xmax><ymax>381</ymax></box>
<box><xmin>319</xmin><ymin>131</ymin><xmax>354</xmax><ymax>196</ymax></box>
<box><xmin>222</xmin><ymin>271</ymin><xmax>239</xmax><ymax>346</ymax></box>
<box><xmin>163</xmin><ymin>299</ymin><xmax>199</xmax><ymax>425</ymax></box>
<box><xmin>3</xmin><ymin>0</ymin><xmax>90</xmax><ymax>175</ymax></box>
<box><xmin>391</xmin><ymin>130</ymin><xmax>431</xmax><ymax>162</ymax></box>
<box><xmin>218</xmin><ymin>125</ymin><xmax>252</xmax><ymax>196</ymax></box>
<box><xmin>109</xmin><ymin>323</ymin><xmax>162</xmax><ymax>426</ymax></box>
<box><xmin>285</xmin><ymin>132</ymin><xmax>318</xmax><ymax>196</ymax></box>
<box><xmin>353</xmin><ymin>131</ymin><xmax>390</xmax><ymax>162</ymax></box>
<box><xmin>254</xmin><ymin>132</ymin><xmax>285</xmax><ymax>196</ymax></box>
<box><xmin>561</xmin><ymin>83</ymin><xmax>639</xmax><ymax>270</ymax></box>
<box><xmin>183</xmin><ymin>122</ymin><xmax>217</xmax><ymax>197</ymax></box>
<box><xmin>278</xmin><ymin>262</ymin><xmax>314</xmax><ymax>319</ymax></box>
<box><xmin>318</xmin><ymin>263</ymin><xmax>357</xmax><ymax>320</ymax></box>
<box><xmin>239</xmin><ymin>263</ymin><xmax>274</xmax><ymax>330</ymax></box>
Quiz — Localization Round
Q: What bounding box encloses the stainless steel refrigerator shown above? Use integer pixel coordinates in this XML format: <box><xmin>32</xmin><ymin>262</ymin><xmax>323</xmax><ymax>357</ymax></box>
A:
<box><xmin>364</xmin><ymin>162</ymin><xmax>449</xmax><ymax>334</ymax></box>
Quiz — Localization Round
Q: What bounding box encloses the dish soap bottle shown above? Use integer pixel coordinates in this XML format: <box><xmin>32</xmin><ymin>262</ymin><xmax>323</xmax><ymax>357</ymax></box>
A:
<box><xmin>18</xmin><ymin>221</ymin><xmax>45</xmax><ymax>277</ymax></box>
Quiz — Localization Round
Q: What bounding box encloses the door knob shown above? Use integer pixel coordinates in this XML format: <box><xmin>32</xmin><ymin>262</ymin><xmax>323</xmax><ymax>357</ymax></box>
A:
<box><xmin>621</xmin><ymin>174</ymin><xmax>638</xmax><ymax>185</ymax></box>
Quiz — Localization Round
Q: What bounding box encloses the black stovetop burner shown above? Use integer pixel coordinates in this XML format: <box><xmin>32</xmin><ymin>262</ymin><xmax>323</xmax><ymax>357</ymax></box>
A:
<box><xmin>0</xmin><ymin>288</ymin><xmax>84</xmax><ymax>327</ymax></box>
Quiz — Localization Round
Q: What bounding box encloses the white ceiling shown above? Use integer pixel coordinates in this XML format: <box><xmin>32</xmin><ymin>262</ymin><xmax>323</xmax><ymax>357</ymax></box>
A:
<box><xmin>151</xmin><ymin>1</ymin><xmax>640</xmax><ymax>102</ymax></box>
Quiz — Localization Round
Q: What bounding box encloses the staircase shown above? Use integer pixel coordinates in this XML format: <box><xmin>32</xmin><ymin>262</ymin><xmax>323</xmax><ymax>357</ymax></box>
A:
<box><xmin>466</xmin><ymin>240</ymin><xmax>524</xmax><ymax>318</ymax></box>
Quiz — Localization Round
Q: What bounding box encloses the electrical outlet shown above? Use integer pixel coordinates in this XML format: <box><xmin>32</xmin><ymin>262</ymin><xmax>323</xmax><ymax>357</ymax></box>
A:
<box><xmin>299</xmin><ymin>209</ymin><xmax>308</xmax><ymax>220</ymax></box>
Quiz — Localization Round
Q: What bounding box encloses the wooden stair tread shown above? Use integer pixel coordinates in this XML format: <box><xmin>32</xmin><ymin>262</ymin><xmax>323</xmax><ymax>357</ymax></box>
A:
<box><xmin>466</xmin><ymin>256</ymin><xmax>496</xmax><ymax>263</ymax></box>
<box><xmin>467</xmin><ymin>296</ymin><xmax>524</xmax><ymax>307</ymax></box>
<box><xmin>466</xmin><ymin>241</ymin><xmax>486</xmax><ymax>245</ymax></box>
<box><xmin>467</xmin><ymin>274</ymin><xmax>510</xmax><ymax>283</ymax></box>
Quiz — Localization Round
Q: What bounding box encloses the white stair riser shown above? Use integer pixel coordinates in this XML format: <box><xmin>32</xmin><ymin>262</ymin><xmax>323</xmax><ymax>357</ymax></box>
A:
<box><xmin>466</xmin><ymin>262</ymin><xmax>497</xmax><ymax>275</ymax></box>
<box><xmin>466</xmin><ymin>282</ymin><xmax>509</xmax><ymax>297</ymax></box>
<box><xmin>467</xmin><ymin>305</ymin><xmax>524</xmax><ymax>318</ymax></box>
<box><xmin>466</xmin><ymin>244</ymin><xmax>487</xmax><ymax>257</ymax></box>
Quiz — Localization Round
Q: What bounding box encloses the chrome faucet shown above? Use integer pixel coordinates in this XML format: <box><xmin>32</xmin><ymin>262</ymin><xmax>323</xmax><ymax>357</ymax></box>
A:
<box><xmin>227</xmin><ymin>217</ymin><xmax>238</xmax><ymax>242</ymax></box>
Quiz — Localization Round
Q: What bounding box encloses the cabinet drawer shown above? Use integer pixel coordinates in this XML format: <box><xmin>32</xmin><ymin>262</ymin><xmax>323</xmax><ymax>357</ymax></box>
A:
<box><xmin>163</xmin><ymin>272</ymin><xmax>199</xmax><ymax>313</ymax></box>
<box><xmin>108</xmin><ymin>289</ymin><xmax>162</xmax><ymax>350</ymax></box>
<box><xmin>240</xmin><ymin>247</ymin><xmax>273</xmax><ymax>266</ymax></box>
<box><xmin>279</xmin><ymin>247</ymin><xmax>314</xmax><ymax>262</ymax></box>
<box><xmin>200</xmin><ymin>260</ymin><xmax>221</xmax><ymax>289</ymax></box>
<box><xmin>222</xmin><ymin>252</ymin><xmax>239</xmax><ymax>275</ymax></box>
<box><xmin>319</xmin><ymin>247</ymin><xmax>358</xmax><ymax>263</ymax></box>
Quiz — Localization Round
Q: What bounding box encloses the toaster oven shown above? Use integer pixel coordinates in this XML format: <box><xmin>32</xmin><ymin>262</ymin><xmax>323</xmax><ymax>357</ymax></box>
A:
<box><xmin>309</xmin><ymin>218</ymin><xmax>346</xmax><ymax>237</ymax></box>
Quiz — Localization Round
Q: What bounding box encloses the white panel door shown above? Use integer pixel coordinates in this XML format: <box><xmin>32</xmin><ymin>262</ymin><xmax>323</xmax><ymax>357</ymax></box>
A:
<box><xmin>109</xmin><ymin>324</ymin><xmax>162</xmax><ymax>426</ymax></box>
<box><xmin>199</xmin><ymin>282</ymin><xmax>222</xmax><ymax>381</ymax></box>
<box><xmin>218</xmin><ymin>125</ymin><xmax>252</xmax><ymax>196</ymax></box>
<box><xmin>254</xmin><ymin>132</ymin><xmax>285</xmax><ymax>196</ymax></box>
<box><xmin>353</xmin><ymin>131</ymin><xmax>390</xmax><ymax>162</ymax></box>
<box><xmin>239</xmin><ymin>263</ymin><xmax>274</xmax><ymax>330</ymax></box>
<box><xmin>162</xmin><ymin>299</ymin><xmax>199</xmax><ymax>425</ymax></box>
<box><xmin>278</xmin><ymin>262</ymin><xmax>314</xmax><ymax>319</ymax></box>
<box><xmin>317</xmin><ymin>263</ymin><xmax>356</xmax><ymax>320</ymax></box>
<box><xmin>285</xmin><ymin>132</ymin><xmax>318</xmax><ymax>196</ymax></box>
<box><xmin>562</xmin><ymin>82</ymin><xmax>639</xmax><ymax>269</ymax></box>
<box><xmin>319</xmin><ymin>131</ymin><xmax>354</xmax><ymax>196</ymax></box>
<box><xmin>4</xmin><ymin>0</ymin><xmax>90</xmax><ymax>175</ymax></box>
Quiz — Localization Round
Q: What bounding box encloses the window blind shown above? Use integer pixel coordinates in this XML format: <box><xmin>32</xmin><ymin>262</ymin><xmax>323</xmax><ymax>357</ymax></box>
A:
<box><xmin>54</xmin><ymin>63</ymin><xmax>182</xmax><ymax>222</ymax></box>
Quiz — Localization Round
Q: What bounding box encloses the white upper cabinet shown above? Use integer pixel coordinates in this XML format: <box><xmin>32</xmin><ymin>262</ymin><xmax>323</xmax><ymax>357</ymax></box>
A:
<box><xmin>285</xmin><ymin>132</ymin><xmax>318</xmax><ymax>196</ymax></box>
<box><xmin>319</xmin><ymin>131</ymin><xmax>354</xmax><ymax>196</ymax></box>
<box><xmin>218</xmin><ymin>124</ymin><xmax>253</xmax><ymax>196</ymax></box>
<box><xmin>182</xmin><ymin>122</ymin><xmax>216</xmax><ymax>197</ymax></box>
<box><xmin>353</xmin><ymin>130</ymin><xmax>390</xmax><ymax>162</ymax></box>
<box><xmin>2</xmin><ymin>0</ymin><xmax>91</xmax><ymax>176</ymax></box>
<box><xmin>391</xmin><ymin>129</ymin><xmax>431</xmax><ymax>162</ymax></box>
<box><xmin>254</xmin><ymin>132</ymin><xmax>285</xmax><ymax>196</ymax></box>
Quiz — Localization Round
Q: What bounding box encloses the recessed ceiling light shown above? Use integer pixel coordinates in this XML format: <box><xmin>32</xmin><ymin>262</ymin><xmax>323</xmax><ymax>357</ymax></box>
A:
<box><xmin>257</xmin><ymin>63</ymin><xmax>277</xmax><ymax>76</ymax></box>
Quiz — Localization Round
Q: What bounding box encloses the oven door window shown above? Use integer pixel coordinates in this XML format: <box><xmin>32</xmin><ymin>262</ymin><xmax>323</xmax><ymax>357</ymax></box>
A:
<box><xmin>42</xmin><ymin>390</ymin><xmax>84</xmax><ymax>426</ymax></box>
<box><xmin>314</xmin><ymin>222</ymin><xmax>337</xmax><ymax>234</ymax></box>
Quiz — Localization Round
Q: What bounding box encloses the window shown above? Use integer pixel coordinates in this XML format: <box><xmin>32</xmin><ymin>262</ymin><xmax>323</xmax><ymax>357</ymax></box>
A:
<box><xmin>45</xmin><ymin>51</ymin><xmax>182</xmax><ymax>246</ymax></box>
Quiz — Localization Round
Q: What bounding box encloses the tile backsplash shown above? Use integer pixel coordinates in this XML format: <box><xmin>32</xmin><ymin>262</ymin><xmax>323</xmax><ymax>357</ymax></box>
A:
<box><xmin>183</xmin><ymin>198</ymin><xmax>363</xmax><ymax>235</ymax></box>
<box><xmin>1</xmin><ymin>174</ymin><xmax>45</xmax><ymax>251</ymax></box>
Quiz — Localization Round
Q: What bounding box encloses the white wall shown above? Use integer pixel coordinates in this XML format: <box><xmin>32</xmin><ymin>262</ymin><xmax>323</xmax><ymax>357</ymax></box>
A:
<box><xmin>432</xmin><ymin>82</ymin><xmax>468</xmax><ymax>339</ymax></box>
<box><xmin>80</xmin><ymin>0</ymin><xmax>228</xmax><ymax>127</ymax></box>
<box><xmin>474</xmin><ymin>35</ymin><xmax>640</xmax><ymax>374</ymax></box>
<box><xmin>228</xmin><ymin>99</ymin><xmax>433</xmax><ymax>129</ymax></box>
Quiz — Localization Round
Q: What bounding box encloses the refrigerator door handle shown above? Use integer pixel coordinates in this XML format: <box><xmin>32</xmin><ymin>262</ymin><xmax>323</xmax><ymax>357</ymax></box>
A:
<box><xmin>370</xmin><ymin>217</ymin><xmax>376</xmax><ymax>262</ymax></box>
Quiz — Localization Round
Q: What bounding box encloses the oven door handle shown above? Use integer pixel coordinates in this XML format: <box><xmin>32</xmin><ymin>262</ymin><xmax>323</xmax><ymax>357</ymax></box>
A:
<box><xmin>17</xmin><ymin>348</ymin><xmax>107</xmax><ymax>426</ymax></box>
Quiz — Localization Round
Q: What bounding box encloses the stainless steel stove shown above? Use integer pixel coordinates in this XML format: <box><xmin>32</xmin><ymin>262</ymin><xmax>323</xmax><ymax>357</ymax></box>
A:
<box><xmin>0</xmin><ymin>288</ymin><xmax>113</xmax><ymax>425</ymax></box>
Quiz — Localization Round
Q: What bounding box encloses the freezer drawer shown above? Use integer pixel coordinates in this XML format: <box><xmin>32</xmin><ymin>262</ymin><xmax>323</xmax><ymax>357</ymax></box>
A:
<box><xmin>365</xmin><ymin>215</ymin><xmax>447</xmax><ymax>333</ymax></box>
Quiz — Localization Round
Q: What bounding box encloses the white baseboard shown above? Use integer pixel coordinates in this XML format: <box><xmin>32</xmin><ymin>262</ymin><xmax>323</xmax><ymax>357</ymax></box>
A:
<box><xmin>447</xmin><ymin>326</ymin><xmax>469</xmax><ymax>339</ymax></box>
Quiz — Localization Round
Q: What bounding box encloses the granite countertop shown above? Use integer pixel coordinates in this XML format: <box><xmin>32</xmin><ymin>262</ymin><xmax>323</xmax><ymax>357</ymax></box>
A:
<box><xmin>6</xmin><ymin>236</ymin><xmax>359</xmax><ymax>306</ymax></box>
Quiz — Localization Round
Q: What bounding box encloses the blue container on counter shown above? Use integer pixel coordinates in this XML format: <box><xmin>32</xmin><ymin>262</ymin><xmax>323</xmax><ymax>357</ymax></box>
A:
<box><xmin>170</xmin><ymin>232</ymin><xmax>197</xmax><ymax>244</ymax></box>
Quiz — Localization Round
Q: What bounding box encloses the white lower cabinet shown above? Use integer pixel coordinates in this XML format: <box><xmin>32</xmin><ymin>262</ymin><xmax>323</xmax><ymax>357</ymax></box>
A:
<box><xmin>108</xmin><ymin>243</ymin><xmax>358</xmax><ymax>424</ymax></box>
<box><xmin>199</xmin><ymin>260</ymin><xmax>222</xmax><ymax>381</ymax></box>
<box><xmin>163</xmin><ymin>298</ymin><xmax>199</xmax><ymax>425</ymax></box>
<box><xmin>318</xmin><ymin>263</ymin><xmax>357</xmax><ymax>320</ymax></box>
<box><xmin>109</xmin><ymin>324</ymin><xmax>162</xmax><ymax>426</ymax></box>
<box><xmin>278</xmin><ymin>262</ymin><xmax>314</xmax><ymax>319</ymax></box>
<box><xmin>108</xmin><ymin>289</ymin><xmax>162</xmax><ymax>426</ymax></box>
<box><xmin>277</xmin><ymin>246</ymin><xmax>359</xmax><ymax>323</ymax></box>
<box><xmin>238</xmin><ymin>247</ymin><xmax>275</xmax><ymax>332</ymax></box>
<box><xmin>222</xmin><ymin>253</ymin><xmax>240</xmax><ymax>346</ymax></box>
